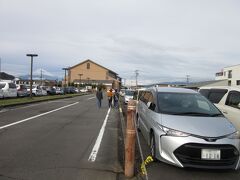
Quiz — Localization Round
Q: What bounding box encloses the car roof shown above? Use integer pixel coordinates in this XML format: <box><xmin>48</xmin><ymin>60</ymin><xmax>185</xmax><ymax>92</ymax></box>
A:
<box><xmin>199</xmin><ymin>86</ymin><xmax>240</xmax><ymax>91</ymax></box>
<box><xmin>150</xmin><ymin>87</ymin><xmax>198</xmax><ymax>94</ymax></box>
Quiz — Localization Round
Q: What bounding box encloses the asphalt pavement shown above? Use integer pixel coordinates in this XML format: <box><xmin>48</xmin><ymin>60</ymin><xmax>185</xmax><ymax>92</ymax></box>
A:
<box><xmin>0</xmin><ymin>95</ymin><xmax>124</xmax><ymax>180</ymax></box>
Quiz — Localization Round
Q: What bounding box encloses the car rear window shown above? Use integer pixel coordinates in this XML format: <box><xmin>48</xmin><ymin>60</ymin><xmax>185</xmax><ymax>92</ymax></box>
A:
<box><xmin>0</xmin><ymin>83</ymin><xmax>6</xmax><ymax>89</ymax></box>
<box><xmin>208</xmin><ymin>89</ymin><xmax>228</xmax><ymax>104</ymax></box>
<box><xmin>199</xmin><ymin>89</ymin><xmax>210</xmax><ymax>98</ymax></box>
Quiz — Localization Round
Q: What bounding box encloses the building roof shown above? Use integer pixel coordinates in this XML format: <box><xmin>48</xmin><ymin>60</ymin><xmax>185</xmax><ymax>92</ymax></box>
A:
<box><xmin>223</xmin><ymin>64</ymin><xmax>240</xmax><ymax>69</ymax></box>
<box><xmin>184</xmin><ymin>80</ymin><xmax>227</xmax><ymax>89</ymax></box>
<box><xmin>0</xmin><ymin>72</ymin><xmax>15</xmax><ymax>80</ymax></box>
<box><xmin>69</xmin><ymin>59</ymin><xmax>118</xmax><ymax>75</ymax></box>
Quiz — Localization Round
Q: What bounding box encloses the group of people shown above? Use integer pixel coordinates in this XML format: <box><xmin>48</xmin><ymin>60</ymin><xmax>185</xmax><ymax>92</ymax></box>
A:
<box><xmin>95</xmin><ymin>88</ymin><xmax>119</xmax><ymax>108</ymax></box>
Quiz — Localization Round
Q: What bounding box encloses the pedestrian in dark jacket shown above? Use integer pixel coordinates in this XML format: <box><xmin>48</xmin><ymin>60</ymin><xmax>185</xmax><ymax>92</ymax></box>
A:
<box><xmin>96</xmin><ymin>88</ymin><xmax>103</xmax><ymax>108</ymax></box>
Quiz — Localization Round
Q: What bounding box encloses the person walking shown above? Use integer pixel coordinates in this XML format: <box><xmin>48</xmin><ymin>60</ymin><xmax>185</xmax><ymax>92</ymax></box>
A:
<box><xmin>114</xmin><ymin>89</ymin><xmax>119</xmax><ymax>108</ymax></box>
<box><xmin>96</xmin><ymin>88</ymin><xmax>103</xmax><ymax>108</ymax></box>
<box><xmin>107</xmin><ymin>89</ymin><xmax>113</xmax><ymax>108</ymax></box>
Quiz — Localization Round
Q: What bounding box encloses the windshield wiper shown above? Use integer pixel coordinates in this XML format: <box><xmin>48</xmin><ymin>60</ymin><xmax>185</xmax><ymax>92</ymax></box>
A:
<box><xmin>209</xmin><ymin>113</ymin><xmax>223</xmax><ymax>117</ymax></box>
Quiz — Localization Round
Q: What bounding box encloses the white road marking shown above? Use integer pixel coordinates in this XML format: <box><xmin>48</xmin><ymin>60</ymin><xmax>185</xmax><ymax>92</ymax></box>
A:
<box><xmin>88</xmin><ymin>108</ymin><xmax>111</xmax><ymax>162</ymax></box>
<box><xmin>0</xmin><ymin>102</ymin><xmax>79</xmax><ymax>130</ymax></box>
<box><xmin>87</xmin><ymin>97</ymin><xmax>96</xmax><ymax>100</ymax></box>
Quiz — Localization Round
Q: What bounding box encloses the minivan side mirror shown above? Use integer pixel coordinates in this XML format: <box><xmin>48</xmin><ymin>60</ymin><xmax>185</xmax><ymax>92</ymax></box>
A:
<box><xmin>147</xmin><ymin>102</ymin><xmax>156</xmax><ymax>111</ymax></box>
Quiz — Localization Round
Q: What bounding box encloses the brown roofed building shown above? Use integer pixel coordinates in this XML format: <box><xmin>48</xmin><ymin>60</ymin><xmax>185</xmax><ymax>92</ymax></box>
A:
<box><xmin>66</xmin><ymin>59</ymin><xmax>121</xmax><ymax>90</ymax></box>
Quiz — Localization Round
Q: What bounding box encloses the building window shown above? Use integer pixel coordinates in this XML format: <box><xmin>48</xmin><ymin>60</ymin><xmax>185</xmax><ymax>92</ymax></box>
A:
<box><xmin>224</xmin><ymin>72</ymin><xmax>226</xmax><ymax>76</ymax></box>
<box><xmin>228</xmin><ymin>70</ymin><xmax>232</xmax><ymax>78</ymax></box>
<box><xmin>87</xmin><ymin>63</ymin><xmax>90</xmax><ymax>69</ymax></box>
<box><xmin>237</xmin><ymin>80</ymin><xmax>240</xmax><ymax>86</ymax></box>
<box><xmin>228</xmin><ymin>80</ymin><xmax>231</xmax><ymax>86</ymax></box>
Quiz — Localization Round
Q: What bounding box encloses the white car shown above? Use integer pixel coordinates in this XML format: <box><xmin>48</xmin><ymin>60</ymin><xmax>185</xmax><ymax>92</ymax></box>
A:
<box><xmin>0</xmin><ymin>82</ymin><xmax>17</xmax><ymax>98</ymax></box>
<box><xmin>26</xmin><ymin>85</ymin><xmax>42</xmax><ymax>96</ymax></box>
<box><xmin>124</xmin><ymin>90</ymin><xmax>134</xmax><ymax>104</ymax></box>
<box><xmin>80</xmin><ymin>88</ymin><xmax>88</xmax><ymax>93</ymax></box>
<box><xmin>199</xmin><ymin>86</ymin><xmax>240</xmax><ymax>130</ymax></box>
<box><xmin>0</xmin><ymin>89</ymin><xmax>3</xmax><ymax>98</ymax></box>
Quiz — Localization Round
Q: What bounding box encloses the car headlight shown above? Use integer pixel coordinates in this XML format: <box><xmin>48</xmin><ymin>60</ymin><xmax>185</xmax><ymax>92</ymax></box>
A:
<box><xmin>227</xmin><ymin>131</ymin><xmax>240</xmax><ymax>139</ymax></box>
<box><xmin>158</xmin><ymin>124</ymin><xmax>190</xmax><ymax>137</ymax></box>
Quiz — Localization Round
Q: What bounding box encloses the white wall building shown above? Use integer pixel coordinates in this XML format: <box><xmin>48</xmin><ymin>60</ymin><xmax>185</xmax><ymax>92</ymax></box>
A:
<box><xmin>215</xmin><ymin>64</ymin><xmax>240</xmax><ymax>87</ymax></box>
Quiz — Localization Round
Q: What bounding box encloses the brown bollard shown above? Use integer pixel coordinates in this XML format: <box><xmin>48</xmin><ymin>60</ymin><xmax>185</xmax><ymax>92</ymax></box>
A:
<box><xmin>125</xmin><ymin>100</ymin><xmax>137</xmax><ymax>178</ymax></box>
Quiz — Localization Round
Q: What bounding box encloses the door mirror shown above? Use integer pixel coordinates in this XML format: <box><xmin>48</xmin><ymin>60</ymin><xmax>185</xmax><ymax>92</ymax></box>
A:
<box><xmin>238</xmin><ymin>103</ymin><xmax>240</xmax><ymax>109</ymax></box>
<box><xmin>147</xmin><ymin>102</ymin><xmax>156</xmax><ymax>111</ymax></box>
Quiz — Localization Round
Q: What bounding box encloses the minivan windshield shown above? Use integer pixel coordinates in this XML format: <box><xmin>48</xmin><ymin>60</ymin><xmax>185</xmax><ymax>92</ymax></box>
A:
<box><xmin>158</xmin><ymin>92</ymin><xmax>222</xmax><ymax>116</ymax></box>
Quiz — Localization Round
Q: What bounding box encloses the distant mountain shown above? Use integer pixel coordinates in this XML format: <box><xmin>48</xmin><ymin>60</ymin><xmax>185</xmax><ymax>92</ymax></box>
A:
<box><xmin>19</xmin><ymin>69</ymin><xmax>59</xmax><ymax>81</ymax></box>
<box><xmin>0</xmin><ymin>72</ymin><xmax>15</xmax><ymax>80</ymax></box>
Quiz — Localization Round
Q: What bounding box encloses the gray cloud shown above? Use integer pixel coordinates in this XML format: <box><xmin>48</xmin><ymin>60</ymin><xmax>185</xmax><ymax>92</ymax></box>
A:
<box><xmin>1</xmin><ymin>0</ymin><xmax>240</xmax><ymax>85</ymax></box>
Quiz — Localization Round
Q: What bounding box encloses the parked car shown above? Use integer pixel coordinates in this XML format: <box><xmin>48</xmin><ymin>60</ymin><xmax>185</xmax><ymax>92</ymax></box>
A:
<box><xmin>16</xmin><ymin>84</ymin><xmax>29</xmax><ymax>97</ymax></box>
<box><xmin>47</xmin><ymin>87</ymin><xmax>57</xmax><ymax>95</ymax></box>
<box><xmin>56</xmin><ymin>87</ymin><xmax>64</xmax><ymax>95</ymax></box>
<box><xmin>80</xmin><ymin>88</ymin><xmax>88</xmax><ymax>93</ymax></box>
<box><xmin>26</xmin><ymin>85</ymin><xmax>42</xmax><ymax>96</ymax></box>
<box><xmin>0</xmin><ymin>88</ymin><xmax>3</xmax><ymax>99</ymax></box>
<box><xmin>124</xmin><ymin>90</ymin><xmax>134</xmax><ymax>104</ymax></box>
<box><xmin>40</xmin><ymin>86</ymin><xmax>47</xmax><ymax>96</ymax></box>
<box><xmin>199</xmin><ymin>86</ymin><xmax>240</xmax><ymax>130</ymax></box>
<box><xmin>137</xmin><ymin>87</ymin><xmax>240</xmax><ymax>169</ymax></box>
<box><xmin>0</xmin><ymin>82</ymin><xmax>17</xmax><ymax>98</ymax></box>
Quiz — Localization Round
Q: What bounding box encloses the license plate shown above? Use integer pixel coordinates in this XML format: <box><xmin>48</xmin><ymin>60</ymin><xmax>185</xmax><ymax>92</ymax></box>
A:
<box><xmin>201</xmin><ymin>149</ymin><xmax>221</xmax><ymax>160</ymax></box>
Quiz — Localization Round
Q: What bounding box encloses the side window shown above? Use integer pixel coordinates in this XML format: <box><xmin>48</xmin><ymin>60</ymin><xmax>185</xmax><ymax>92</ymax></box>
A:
<box><xmin>9</xmin><ymin>83</ymin><xmax>16</xmax><ymax>89</ymax></box>
<box><xmin>0</xmin><ymin>83</ymin><xmax>6</xmax><ymax>89</ymax></box>
<box><xmin>208</xmin><ymin>89</ymin><xmax>227</xmax><ymax>104</ymax></box>
<box><xmin>226</xmin><ymin>91</ymin><xmax>240</xmax><ymax>109</ymax></box>
<box><xmin>199</xmin><ymin>89</ymin><xmax>210</xmax><ymax>98</ymax></box>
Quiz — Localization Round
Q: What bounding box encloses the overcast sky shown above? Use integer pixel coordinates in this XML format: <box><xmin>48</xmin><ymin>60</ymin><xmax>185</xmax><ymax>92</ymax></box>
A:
<box><xmin>1</xmin><ymin>0</ymin><xmax>240</xmax><ymax>85</ymax></box>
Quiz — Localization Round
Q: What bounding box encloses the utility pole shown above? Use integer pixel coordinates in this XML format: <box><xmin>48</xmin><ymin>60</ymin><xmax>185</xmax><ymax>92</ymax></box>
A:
<box><xmin>26</xmin><ymin>54</ymin><xmax>38</xmax><ymax>98</ymax></box>
<box><xmin>186</xmin><ymin>75</ymin><xmax>190</xmax><ymax>84</ymax></box>
<box><xmin>40</xmin><ymin>69</ymin><xmax>43</xmax><ymax>86</ymax></box>
<box><xmin>62</xmin><ymin>67</ymin><xmax>68</xmax><ymax>87</ymax></box>
<box><xmin>78</xmin><ymin>73</ymin><xmax>83</xmax><ymax>89</ymax></box>
<box><xmin>135</xmin><ymin>70</ymin><xmax>139</xmax><ymax>89</ymax></box>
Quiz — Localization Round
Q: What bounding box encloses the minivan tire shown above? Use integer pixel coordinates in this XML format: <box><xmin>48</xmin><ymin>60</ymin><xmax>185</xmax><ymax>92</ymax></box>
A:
<box><xmin>150</xmin><ymin>133</ymin><xmax>157</xmax><ymax>161</ymax></box>
<box><xmin>136</xmin><ymin>115</ymin><xmax>141</xmax><ymax>132</ymax></box>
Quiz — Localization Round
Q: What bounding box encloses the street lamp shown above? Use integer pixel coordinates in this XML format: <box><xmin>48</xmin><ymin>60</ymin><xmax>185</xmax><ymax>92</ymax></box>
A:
<box><xmin>26</xmin><ymin>54</ymin><xmax>38</xmax><ymax>98</ymax></box>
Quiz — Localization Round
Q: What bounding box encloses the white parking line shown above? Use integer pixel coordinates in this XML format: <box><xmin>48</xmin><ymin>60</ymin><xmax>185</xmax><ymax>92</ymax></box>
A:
<box><xmin>88</xmin><ymin>108</ymin><xmax>111</xmax><ymax>162</ymax></box>
<box><xmin>87</xmin><ymin>97</ymin><xmax>95</xmax><ymax>100</ymax></box>
<box><xmin>0</xmin><ymin>102</ymin><xmax>79</xmax><ymax>130</ymax></box>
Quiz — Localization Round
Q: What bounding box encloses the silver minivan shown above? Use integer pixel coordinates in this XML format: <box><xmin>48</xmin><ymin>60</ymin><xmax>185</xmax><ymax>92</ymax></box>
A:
<box><xmin>137</xmin><ymin>87</ymin><xmax>240</xmax><ymax>169</ymax></box>
<box><xmin>0</xmin><ymin>82</ymin><xmax>17</xmax><ymax>98</ymax></box>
